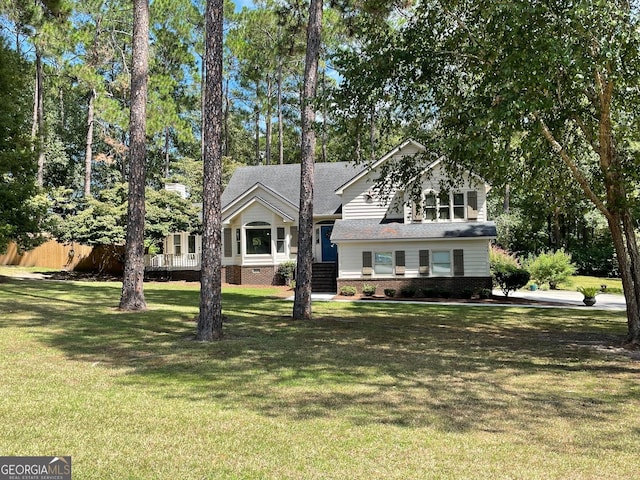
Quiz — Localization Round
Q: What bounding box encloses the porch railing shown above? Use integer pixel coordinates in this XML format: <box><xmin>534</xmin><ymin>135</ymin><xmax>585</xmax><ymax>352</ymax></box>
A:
<box><xmin>144</xmin><ymin>253</ymin><xmax>200</xmax><ymax>270</ymax></box>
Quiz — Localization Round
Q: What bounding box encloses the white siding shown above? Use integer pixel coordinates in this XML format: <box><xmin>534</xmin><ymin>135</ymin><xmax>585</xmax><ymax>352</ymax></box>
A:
<box><xmin>337</xmin><ymin>239</ymin><xmax>490</xmax><ymax>279</ymax></box>
<box><xmin>341</xmin><ymin>170</ymin><xmax>390</xmax><ymax>220</ymax></box>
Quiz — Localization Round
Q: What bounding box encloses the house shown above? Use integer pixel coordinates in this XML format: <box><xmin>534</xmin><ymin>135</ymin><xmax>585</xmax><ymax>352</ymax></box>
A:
<box><xmin>145</xmin><ymin>139</ymin><xmax>496</xmax><ymax>294</ymax></box>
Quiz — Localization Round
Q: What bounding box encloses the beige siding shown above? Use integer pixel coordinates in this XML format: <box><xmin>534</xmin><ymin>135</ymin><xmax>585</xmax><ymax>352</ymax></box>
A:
<box><xmin>337</xmin><ymin>239</ymin><xmax>490</xmax><ymax>279</ymax></box>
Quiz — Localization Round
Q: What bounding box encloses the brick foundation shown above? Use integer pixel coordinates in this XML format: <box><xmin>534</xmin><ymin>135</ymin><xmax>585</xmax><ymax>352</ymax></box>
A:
<box><xmin>223</xmin><ymin>265</ymin><xmax>279</xmax><ymax>285</ymax></box>
<box><xmin>336</xmin><ymin>276</ymin><xmax>492</xmax><ymax>297</ymax></box>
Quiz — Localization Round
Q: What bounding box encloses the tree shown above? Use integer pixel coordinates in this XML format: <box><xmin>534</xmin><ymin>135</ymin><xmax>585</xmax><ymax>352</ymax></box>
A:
<box><xmin>197</xmin><ymin>0</ymin><xmax>224</xmax><ymax>341</ymax></box>
<box><xmin>119</xmin><ymin>0</ymin><xmax>149</xmax><ymax>311</ymax></box>
<box><xmin>292</xmin><ymin>0</ymin><xmax>322</xmax><ymax>320</ymax></box>
<box><xmin>337</xmin><ymin>1</ymin><xmax>640</xmax><ymax>345</ymax></box>
<box><xmin>0</xmin><ymin>37</ymin><xmax>47</xmax><ymax>252</ymax></box>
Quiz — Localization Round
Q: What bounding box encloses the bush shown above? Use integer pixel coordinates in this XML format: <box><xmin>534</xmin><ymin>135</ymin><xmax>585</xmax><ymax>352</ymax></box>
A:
<box><xmin>383</xmin><ymin>288</ymin><xmax>396</xmax><ymax>297</ymax></box>
<box><xmin>362</xmin><ymin>284</ymin><xmax>377</xmax><ymax>296</ymax></box>
<box><xmin>493</xmin><ymin>265</ymin><xmax>531</xmax><ymax>297</ymax></box>
<box><xmin>489</xmin><ymin>245</ymin><xmax>520</xmax><ymax>271</ymax></box>
<box><xmin>399</xmin><ymin>286</ymin><xmax>416</xmax><ymax>298</ymax></box>
<box><xmin>276</xmin><ymin>260</ymin><xmax>296</xmax><ymax>284</ymax></box>
<box><xmin>523</xmin><ymin>249</ymin><xmax>576</xmax><ymax>289</ymax></box>
<box><xmin>339</xmin><ymin>285</ymin><xmax>357</xmax><ymax>296</ymax></box>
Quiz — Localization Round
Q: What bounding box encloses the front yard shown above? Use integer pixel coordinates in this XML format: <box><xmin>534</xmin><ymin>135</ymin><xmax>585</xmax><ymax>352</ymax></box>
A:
<box><xmin>0</xmin><ymin>269</ymin><xmax>638</xmax><ymax>479</ymax></box>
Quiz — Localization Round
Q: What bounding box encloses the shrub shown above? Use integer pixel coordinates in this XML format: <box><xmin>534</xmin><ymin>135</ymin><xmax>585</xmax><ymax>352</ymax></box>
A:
<box><xmin>523</xmin><ymin>249</ymin><xmax>576</xmax><ymax>289</ymax></box>
<box><xmin>276</xmin><ymin>260</ymin><xmax>296</xmax><ymax>284</ymax></box>
<box><xmin>339</xmin><ymin>285</ymin><xmax>357</xmax><ymax>296</ymax></box>
<box><xmin>489</xmin><ymin>245</ymin><xmax>520</xmax><ymax>272</ymax></box>
<box><xmin>362</xmin><ymin>284</ymin><xmax>377</xmax><ymax>296</ymax></box>
<box><xmin>400</xmin><ymin>286</ymin><xmax>416</xmax><ymax>298</ymax></box>
<box><xmin>383</xmin><ymin>288</ymin><xmax>396</xmax><ymax>297</ymax></box>
<box><xmin>479</xmin><ymin>288</ymin><xmax>492</xmax><ymax>299</ymax></box>
<box><xmin>493</xmin><ymin>265</ymin><xmax>531</xmax><ymax>297</ymax></box>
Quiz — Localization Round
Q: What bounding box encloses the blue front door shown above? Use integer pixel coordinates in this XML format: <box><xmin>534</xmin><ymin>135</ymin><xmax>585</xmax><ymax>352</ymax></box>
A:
<box><xmin>321</xmin><ymin>225</ymin><xmax>337</xmax><ymax>262</ymax></box>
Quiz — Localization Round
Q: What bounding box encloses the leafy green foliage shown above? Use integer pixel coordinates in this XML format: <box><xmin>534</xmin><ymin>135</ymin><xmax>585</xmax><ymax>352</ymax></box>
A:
<box><xmin>492</xmin><ymin>266</ymin><xmax>531</xmax><ymax>297</ymax></box>
<box><xmin>276</xmin><ymin>260</ymin><xmax>296</xmax><ymax>283</ymax></box>
<box><xmin>524</xmin><ymin>250</ymin><xmax>577</xmax><ymax>290</ymax></box>
<box><xmin>0</xmin><ymin>38</ymin><xmax>48</xmax><ymax>253</ymax></box>
<box><xmin>50</xmin><ymin>184</ymin><xmax>200</xmax><ymax>248</ymax></box>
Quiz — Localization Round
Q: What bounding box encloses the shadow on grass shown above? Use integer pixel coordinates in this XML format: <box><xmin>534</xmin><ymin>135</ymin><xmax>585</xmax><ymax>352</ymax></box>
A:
<box><xmin>1</xmin><ymin>277</ymin><xmax>637</xmax><ymax>436</ymax></box>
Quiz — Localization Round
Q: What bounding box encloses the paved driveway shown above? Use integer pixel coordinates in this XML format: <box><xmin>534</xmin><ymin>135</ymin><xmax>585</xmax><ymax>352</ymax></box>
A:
<box><xmin>498</xmin><ymin>289</ymin><xmax>626</xmax><ymax>310</ymax></box>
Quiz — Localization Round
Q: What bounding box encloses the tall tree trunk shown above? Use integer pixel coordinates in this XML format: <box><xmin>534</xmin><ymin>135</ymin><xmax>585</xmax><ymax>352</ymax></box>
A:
<box><xmin>255</xmin><ymin>80</ymin><xmax>260</xmax><ymax>164</ymax></box>
<box><xmin>503</xmin><ymin>184</ymin><xmax>510</xmax><ymax>214</ymax></box>
<box><xmin>84</xmin><ymin>88</ymin><xmax>96</xmax><ymax>197</ymax></box>
<box><xmin>223</xmin><ymin>75</ymin><xmax>230</xmax><ymax>156</ymax></box>
<box><xmin>321</xmin><ymin>69</ymin><xmax>327</xmax><ymax>163</ymax></box>
<box><xmin>265</xmin><ymin>76</ymin><xmax>272</xmax><ymax>165</ymax></box>
<box><xmin>197</xmin><ymin>0</ymin><xmax>224</xmax><ymax>341</ymax></box>
<box><xmin>164</xmin><ymin>126</ymin><xmax>170</xmax><ymax>178</ymax></box>
<box><xmin>293</xmin><ymin>0</ymin><xmax>323</xmax><ymax>320</ymax></box>
<box><xmin>119</xmin><ymin>0</ymin><xmax>149</xmax><ymax>312</ymax></box>
<box><xmin>369</xmin><ymin>104</ymin><xmax>376</xmax><ymax>161</ymax></box>
<box><xmin>277</xmin><ymin>58</ymin><xmax>284</xmax><ymax>165</ymax></box>
<box><xmin>35</xmin><ymin>48</ymin><xmax>45</xmax><ymax>187</ymax></box>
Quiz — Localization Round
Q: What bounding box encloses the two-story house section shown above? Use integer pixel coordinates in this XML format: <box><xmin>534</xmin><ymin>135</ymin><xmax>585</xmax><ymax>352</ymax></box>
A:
<box><xmin>145</xmin><ymin>139</ymin><xmax>496</xmax><ymax>294</ymax></box>
<box><xmin>331</xmin><ymin>140</ymin><xmax>496</xmax><ymax>295</ymax></box>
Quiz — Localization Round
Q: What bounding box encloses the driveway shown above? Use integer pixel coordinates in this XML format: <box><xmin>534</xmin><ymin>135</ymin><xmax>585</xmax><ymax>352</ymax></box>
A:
<box><xmin>494</xmin><ymin>288</ymin><xmax>626</xmax><ymax>310</ymax></box>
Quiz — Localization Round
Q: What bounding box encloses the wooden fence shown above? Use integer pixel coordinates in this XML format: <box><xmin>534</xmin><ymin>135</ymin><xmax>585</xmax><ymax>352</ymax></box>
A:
<box><xmin>0</xmin><ymin>240</ymin><xmax>124</xmax><ymax>274</ymax></box>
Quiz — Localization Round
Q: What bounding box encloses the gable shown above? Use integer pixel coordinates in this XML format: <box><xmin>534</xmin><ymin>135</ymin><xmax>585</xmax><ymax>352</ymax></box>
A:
<box><xmin>222</xmin><ymin>183</ymin><xmax>298</xmax><ymax>225</ymax></box>
<box><xmin>222</xmin><ymin>162</ymin><xmax>364</xmax><ymax>217</ymax></box>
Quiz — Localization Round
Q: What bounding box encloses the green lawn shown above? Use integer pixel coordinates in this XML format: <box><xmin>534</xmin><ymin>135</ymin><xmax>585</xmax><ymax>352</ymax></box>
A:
<box><xmin>0</xmin><ymin>271</ymin><xmax>638</xmax><ymax>479</ymax></box>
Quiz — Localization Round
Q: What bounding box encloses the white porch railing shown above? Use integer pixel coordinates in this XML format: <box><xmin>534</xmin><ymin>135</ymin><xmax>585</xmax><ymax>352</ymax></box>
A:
<box><xmin>144</xmin><ymin>253</ymin><xmax>201</xmax><ymax>270</ymax></box>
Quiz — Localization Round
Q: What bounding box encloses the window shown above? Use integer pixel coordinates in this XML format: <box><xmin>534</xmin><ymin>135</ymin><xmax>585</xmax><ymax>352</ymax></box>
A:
<box><xmin>438</xmin><ymin>191</ymin><xmax>451</xmax><ymax>220</ymax></box>
<box><xmin>277</xmin><ymin>227</ymin><xmax>285</xmax><ymax>253</ymax></box>
<box><xmin>246</xmin><ymin>222</ymin><xmax>271</xmax><ymax>255</ymax></box>
<box><xmin>188</xmin><ymin>235</ymin><xmax>196</xmax><ymax>254</ymax></box>
<box><xmin>235</xmin><ymin>229</ymin><xmax>241</xmax><ymax>255</ymax></box>
<box><xmin>453</xmin><ymin>193</ymin><xmax>465</xmax><ymax>219</ymax></box>
<box><xmin>374</xmin><ymin>252</ymin><xmax>393</xmax><ymax>274</ymax></box>
<box><xmin>432</xmin><ymin>251</ymin><xmax>451</xmax><ymax>275</ymax></box>
<box><xmin>173</xmin><ymin>234</ymin><xmax>181</xmax><ymax>255</ymax></box>
<box><xmin>424</xmin><ymin>193</ymin><xmax>437</xmax><ymax>221</ymax></box>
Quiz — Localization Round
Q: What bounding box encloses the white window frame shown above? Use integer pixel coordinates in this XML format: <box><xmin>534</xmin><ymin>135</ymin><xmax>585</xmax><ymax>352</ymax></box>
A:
<box><xmin>431</xmin><ymin>250</ymin><xmax>452</xmax><ymax>276</ymax></box>
<box><xmin>374</xmin><ymin>251</ymin><xmax>393</xmax><ymax>275</ymax></box>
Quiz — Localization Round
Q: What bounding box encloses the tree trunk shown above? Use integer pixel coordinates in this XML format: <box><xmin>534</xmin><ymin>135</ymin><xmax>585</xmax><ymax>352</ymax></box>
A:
<box><xmin>265</xmin><ymin>76</ymin><xmax>272</xmax><ymax>165</ymax></box>
<box><xmin>277</xmin><ymin>58</ymin><xmax>284</xmax><ymax>165</ymax></box>
<box><xmin>35</xmin><ymin>48</ymin><xmax>45</xmax><ymax>187</ymax></box>
<box><xmin>197</xmin><ymin>0</ymin><xmax>224</xmax><ymax>341</ymax></box>
<box><xmin>321</xmin><ymin>69</ymin><xmax>327</xmax><ymax>163</ymax></box>
<box><xmin>119</xmin><ymin>0</ymin><xmax>149</xmax><ymax>312</ymax></box>
<box><xmin>164</xmin><ymin>126</ymin><xmax>170</xmax><ymax>178</ymax></box>
<box><xmin>255</xmin><ymin>80</ymin><xmax>260</xmax><ymax>164</ymax></box>
<box><xmin>84</xmin><ymin>88</ymin><xmax>96</xmax><ymax>197</ymax></box>
<box><xmin>223</xmin><ymin>75</ymin><xmax>230</xmax><ymax>156</ymax></box>
<box><xmin>293</xmin><ymin>0</ymin><xmax>323</xmax><ymax>321</ymax></box>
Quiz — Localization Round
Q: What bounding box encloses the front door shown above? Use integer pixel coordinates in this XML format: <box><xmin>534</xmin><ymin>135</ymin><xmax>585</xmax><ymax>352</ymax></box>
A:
<box><xmin>320</xmin><ymin>225</ymin><xmax>337</xmax><ymax>262</ymax></box>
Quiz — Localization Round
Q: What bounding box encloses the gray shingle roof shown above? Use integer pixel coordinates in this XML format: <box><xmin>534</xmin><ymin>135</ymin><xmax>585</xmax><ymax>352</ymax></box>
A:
<box><xmin>331</xmin><ymin>219</ymin><xmax>497</xmax><ymax>242</ymax></box>
<box><xmin>221</xmin><ymin>162</ymin><xmax>365</xmax><ymax>216</ymax></box>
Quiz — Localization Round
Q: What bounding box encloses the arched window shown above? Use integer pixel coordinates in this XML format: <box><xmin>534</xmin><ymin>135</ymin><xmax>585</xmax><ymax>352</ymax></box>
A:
<box><xmin>245</xmin><ymin>221</ymin><xmax>272</xmax><ymax>255</ymax></box>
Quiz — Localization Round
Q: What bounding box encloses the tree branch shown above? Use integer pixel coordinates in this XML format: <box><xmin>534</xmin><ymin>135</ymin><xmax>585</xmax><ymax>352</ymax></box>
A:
<box><xmin>536</xmin><ymin>115</ymin><xmax>611</xmax><ymax>220</ymax></box>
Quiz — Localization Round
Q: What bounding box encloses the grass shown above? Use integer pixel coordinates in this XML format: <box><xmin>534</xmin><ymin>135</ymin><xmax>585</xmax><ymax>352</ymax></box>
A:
<box><xmin>1</xmin><ymin>268</ymin><xmax>639</xmax><ymax>479</ymax></box>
